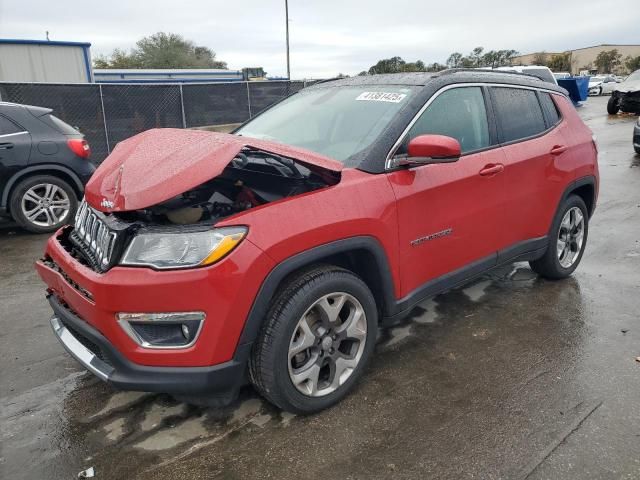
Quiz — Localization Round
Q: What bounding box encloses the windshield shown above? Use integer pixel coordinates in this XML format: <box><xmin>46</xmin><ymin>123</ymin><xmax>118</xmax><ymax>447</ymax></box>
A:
<box><xmin>626</xmin><ymin>70</ymin><xmax>640</xmax><ymax>82</ymax></box>
<box><xmin>236</xmin><ymin>85</ymin><xmax>415</xmax><ymax>164</ymax></box>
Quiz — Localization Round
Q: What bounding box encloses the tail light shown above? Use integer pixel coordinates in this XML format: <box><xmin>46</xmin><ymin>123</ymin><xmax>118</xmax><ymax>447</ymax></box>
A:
<box><xmin>67</xmin><ymin>138</ymin><xmax>91</xmax><ymax>159</ymax></box>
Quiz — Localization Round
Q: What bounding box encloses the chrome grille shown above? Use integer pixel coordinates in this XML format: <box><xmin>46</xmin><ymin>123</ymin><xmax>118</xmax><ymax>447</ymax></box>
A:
<box><xmin>74</xmin><ymin>200</ymin><xmax>118</xmax><ymax>270</ymax></box>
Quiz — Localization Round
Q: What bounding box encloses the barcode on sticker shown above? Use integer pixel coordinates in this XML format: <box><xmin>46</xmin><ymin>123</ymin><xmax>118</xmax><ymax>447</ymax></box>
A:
<box><xmin>356</xmin><ymin>92</ymin><xmax>407</xmax><ymax>103</ymax></box>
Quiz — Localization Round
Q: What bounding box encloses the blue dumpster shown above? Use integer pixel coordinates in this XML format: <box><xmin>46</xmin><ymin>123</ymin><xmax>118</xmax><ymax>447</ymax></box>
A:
<box><xmin>557</xmin><ymin>77</ymin><xmax>590</xmax><ymax>105</ymax></box>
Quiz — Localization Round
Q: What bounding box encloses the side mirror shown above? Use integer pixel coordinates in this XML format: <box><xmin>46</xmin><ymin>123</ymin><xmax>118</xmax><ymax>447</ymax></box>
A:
<box><xmin>391</xmin><ymin>134</ymin><xmax>461</xmax><ymax>168</ymax></box>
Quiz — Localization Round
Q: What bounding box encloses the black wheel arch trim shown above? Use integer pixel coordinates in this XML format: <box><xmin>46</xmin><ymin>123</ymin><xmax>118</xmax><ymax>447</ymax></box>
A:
<box><xmin>560</xmin><ymin>175</ymin><xmax>597</xmax><ymax>217</ymax></box>
<box><xmin>237</xmin><ymin>236</ymin><xmax>398</xmax><ymax>346</ymax></box>
<box><xmin>1</xmin><ymin>164</ymin><xmax>85</xmax><ymax>209</ymax></box>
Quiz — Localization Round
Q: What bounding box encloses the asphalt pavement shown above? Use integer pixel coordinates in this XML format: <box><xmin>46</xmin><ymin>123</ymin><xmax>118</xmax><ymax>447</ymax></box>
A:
<box><xmin>1</xmin><ymin>95</ymin><xmax>639</xmax><ymax>480</ymax></box>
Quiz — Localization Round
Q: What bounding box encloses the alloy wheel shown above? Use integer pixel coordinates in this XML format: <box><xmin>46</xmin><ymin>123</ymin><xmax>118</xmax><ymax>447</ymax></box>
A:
<box><xmin>20</xmin><ymin>183</ymin><xmax>71</xmax><ymax>228</ymax></box>
<box><xmin>288</xmin><ymin>292</ymin><xmax>367</xmax><ymax>397</ymax></box>
<box><xmin>557</xmin><ymin>206</ymin><xmax>585</xmax><ymax>268</ymax></box>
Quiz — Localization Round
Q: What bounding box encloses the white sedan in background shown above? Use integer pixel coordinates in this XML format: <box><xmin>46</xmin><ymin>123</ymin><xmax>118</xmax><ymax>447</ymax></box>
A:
<box><xmin>589</xmin><ymin>75</ymin><xmax>618</xmax><ymax>96</ymax></box>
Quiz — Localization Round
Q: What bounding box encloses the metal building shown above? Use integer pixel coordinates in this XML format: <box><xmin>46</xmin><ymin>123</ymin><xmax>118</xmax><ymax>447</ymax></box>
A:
<box><xmin>0</xmin><ymin>39</ymin><xmax>92</xmax><ymax>83</ymax></box>
<box><xmin>93</xmin><ymin>69</ymin><xmax>244</xmax><ymax>83</ymax></box>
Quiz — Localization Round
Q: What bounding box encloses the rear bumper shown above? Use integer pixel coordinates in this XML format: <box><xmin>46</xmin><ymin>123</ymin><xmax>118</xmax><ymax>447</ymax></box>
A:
<box><xmin>49</xmin><ymin>294</ymin><xmax>251</xmax><ymax>395</ymax></box>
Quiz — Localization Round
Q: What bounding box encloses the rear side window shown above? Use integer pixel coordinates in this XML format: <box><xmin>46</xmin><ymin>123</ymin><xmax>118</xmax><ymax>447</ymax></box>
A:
<box><xmin>43</xmin><ymin>114</ymin><xmax>79</xmax><ymax>135</ymax></box>
<box><xmin>0</xmin><ymin>115</ymin><xmax>23</xmax><ymax>135</ymax></box>
<box><xmin>403</xmin><ymin>86</ymin><xmax>490</xmax><ymax>154</ymax></box>
<box><xmin>539</xmin><ymin>92</ymin><xmax>561</xmax><ymax>126</ymax></box>
<box><xmin>492</xmin><ymin>87</ymin><xmax>546</xmax><ymax>143</ymax></box>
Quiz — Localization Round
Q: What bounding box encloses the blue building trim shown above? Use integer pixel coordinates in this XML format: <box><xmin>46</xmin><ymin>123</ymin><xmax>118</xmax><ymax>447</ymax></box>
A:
<box><xmin>82</xmin><ymin>46</ymin><xmax>92</xmax><ymax>82</ymax></box>
<box><xmin>0</xmin><ymin>38</ymin><xmax>92</xmax><ymax>47</ymax></box>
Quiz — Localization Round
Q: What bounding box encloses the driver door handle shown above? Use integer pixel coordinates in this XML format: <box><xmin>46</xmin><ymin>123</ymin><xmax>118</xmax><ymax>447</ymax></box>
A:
<box><xmin>0</xmin><ymin>142</ymin><xmax>14</xmax><ymax>150</ymax></box>
<box><xmin>479</xmin><ymin>163</ymin><xmax>504</xmax><ymax>176</ymax></box>
<box><xmin>550</xmin><ymin>145</ymin><xmax>567</xmax><ymax>155</ymax></box>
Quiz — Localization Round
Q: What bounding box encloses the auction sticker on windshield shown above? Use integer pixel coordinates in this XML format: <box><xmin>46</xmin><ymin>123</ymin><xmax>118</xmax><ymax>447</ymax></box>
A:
<box><xmin>356</xmin><ymin>92</ymin><xmax>407</xmax><ymax>103</ymax></box>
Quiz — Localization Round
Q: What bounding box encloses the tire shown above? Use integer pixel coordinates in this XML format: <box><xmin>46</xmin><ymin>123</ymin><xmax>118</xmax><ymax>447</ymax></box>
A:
<box><xmin>607</xmin><ymin>95</ymin><xmax>620</xmax><ymax>115</ymax></box>
<box><xmin>530</xmin><ymin>195</ymin><xmax>589</xmax><ymax>280</ymax></box>
<box><xmin>597</xmin><ymin>87</ymin><xmax>603</xmax><ymax>96</ymax></box>
<box><xmin>635</xmin><ymin>145</ymin><xmax>640</xmax><ymax>155</ymax></box>
<box><xmin>249</xmin><ymin>265</ymin><xmax>378</xmax><ymax>414</ymax></box>
<box><xmin>9</xmin><ymin>175</ymin><xmax>78</xmax><ymax>233</ymax></box>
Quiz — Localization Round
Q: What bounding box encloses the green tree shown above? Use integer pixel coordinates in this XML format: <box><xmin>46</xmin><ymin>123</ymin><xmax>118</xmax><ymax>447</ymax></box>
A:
<box><xmin>624</xmin><ymin>55</ymin><xmax>640</xmax><ymax>73</ymax></box>
<box><xmin>93</xmin><ymin>32</ymin><xmax>227</xmax><ymax>69</ymax></box>
<box><xmin>94</xmin><ymin>48</ymin><xmax>140</xmax><ymax>68</ymax></box>
<box><xmin>594</xmin><ymin>49</ymin><xmax>622</xmax><ymax>74</ymax></box>
<box><xmin>367</xmin><ymin>57</ymin><xmax>426</xmax><ymax>74</ymax></box>
<box><xmin>471</xmin><ymin>46</ymin><xmax>484</xmax><ymax>67</ymax></box>
<box><xmin>446</xmin><ymin>52</ymin><xmax>463</xmax><ymax>68</ymax></box>
<box><xmin>547</xmin><ymin>52</ymin><xmax>571</xmax><ymax>72</ymax></box>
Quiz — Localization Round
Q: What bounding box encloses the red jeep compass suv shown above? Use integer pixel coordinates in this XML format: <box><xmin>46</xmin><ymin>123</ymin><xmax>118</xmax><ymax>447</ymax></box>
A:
<box><xmin>36</xmin><ymin>70</ymin><xmax>599</xmax><ymax>413</ymax></box>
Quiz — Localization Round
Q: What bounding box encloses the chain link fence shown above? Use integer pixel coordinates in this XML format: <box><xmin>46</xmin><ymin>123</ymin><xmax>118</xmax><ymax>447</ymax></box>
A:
<box><xmin>0</xmin><ymin>80</ymin><xmax>317</xmax><ymax>162</ymax></box>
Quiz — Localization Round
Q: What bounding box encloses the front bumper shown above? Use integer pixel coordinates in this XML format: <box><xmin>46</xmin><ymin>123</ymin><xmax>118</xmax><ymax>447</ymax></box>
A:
<box><xmin>36</xmin><ymin>225</ymin><xmax>274</xmax><ymax>371</ymax></box>
<box><xmin>617</xmin><ymin>91</ymin><xmax>640</xmax><ymax>114</ymax></box>
<box><xmin>48</xmin><ymin>294</ymin><xmax>251</xmax><ymax>395</ymax></box>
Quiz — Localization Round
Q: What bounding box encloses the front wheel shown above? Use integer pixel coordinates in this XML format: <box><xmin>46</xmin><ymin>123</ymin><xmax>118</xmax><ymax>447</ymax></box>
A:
<box><xmin>607</xmin><ymin>95</ymin><xmax>620</xmax><ymax>115</ymax></box>
<box><xmin>249</xmin><ymin>265</ymin><xmax>377</xmax><ymax>414</ymax></box>
<box><xmin>530</xmin><ymin>195</ymin><xmax>588</xmax><ymax>279</ymax></box>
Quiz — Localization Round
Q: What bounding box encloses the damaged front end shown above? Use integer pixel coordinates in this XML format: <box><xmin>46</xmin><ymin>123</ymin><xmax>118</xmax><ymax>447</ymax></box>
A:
<box><xmin>63</xmin><ymin>129</ymin><xmax>341</xmax><ymax>273</ymax></box>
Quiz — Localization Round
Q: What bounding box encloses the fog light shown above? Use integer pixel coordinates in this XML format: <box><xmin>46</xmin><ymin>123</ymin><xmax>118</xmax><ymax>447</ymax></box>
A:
<box><xmin>117</xmin><ymin>312</ymin><xmax>205</xmax><ymax>349</ymax></box>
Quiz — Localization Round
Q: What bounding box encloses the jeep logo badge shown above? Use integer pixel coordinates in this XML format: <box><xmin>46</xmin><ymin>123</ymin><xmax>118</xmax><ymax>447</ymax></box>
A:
<box><xmin>100</xmin><ymin>198</ymin><xmax>115</xmax><ymax>209</ymax></box>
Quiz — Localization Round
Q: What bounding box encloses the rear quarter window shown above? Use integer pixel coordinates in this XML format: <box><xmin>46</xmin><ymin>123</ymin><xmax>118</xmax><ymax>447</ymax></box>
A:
<box><xmin>492</xmin><ymin>87</ymin><xmax>546</xmax><ymax>143</ymax></box>
<box><xmin>539</xmin><ymin>92</ymin><xmax>561</xmax><ymax>126</ymax></box>
<box><xmin>42</xmin><ymin>114</ymin><xmax>80</xmax><ymax>135</ymax></box>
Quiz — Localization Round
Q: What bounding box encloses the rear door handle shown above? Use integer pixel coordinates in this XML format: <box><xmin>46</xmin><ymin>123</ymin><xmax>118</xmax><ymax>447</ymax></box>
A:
<box><xmin>550</xmin><ymin>145</ymin><xmax>567</xmax><ymax>155</ymax></box>
<box><xmin>0</xmin><ymin>142</ymin><xmax>14</xmax><ymax>150</ymax></box>
<box><xmin>479</xmin><ymin>163</ymin><xmax>504</xmax><ymax>176</ymax></box>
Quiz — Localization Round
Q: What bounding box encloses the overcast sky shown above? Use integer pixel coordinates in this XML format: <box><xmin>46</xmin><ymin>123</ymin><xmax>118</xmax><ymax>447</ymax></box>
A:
<box><xmin>1</xmin><ymin>0</ymin><xmax>638</xmax><ymax>78</ymax></box>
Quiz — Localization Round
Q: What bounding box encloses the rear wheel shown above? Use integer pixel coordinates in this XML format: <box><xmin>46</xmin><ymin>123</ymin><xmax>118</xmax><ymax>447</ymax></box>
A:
<box><xmin>607</xmin><ymin>95</ymin><xmax>620</xmax><ymax>115</ymax></box>
<box><xmin>10</xmin><ymin>175</ymin><xmax>77</xmax><ymax>233</ymax></box>
<box><xmin>530</xmin><ymin>195</ymin><xmax>588</xmax><ymax>279</ymax></box>
<box><xmin>249</xmin><ymin>265</ymin><xmax>377</xmax><ymax>414</ymax></box>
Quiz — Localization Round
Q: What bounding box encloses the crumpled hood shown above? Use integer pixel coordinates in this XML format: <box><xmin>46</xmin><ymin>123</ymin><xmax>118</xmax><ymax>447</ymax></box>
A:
<box><xmin>615</xmin><ymin>78</ymin><xmax>640</xmax><ymax>93</ymax></box>
<box><xmin>85</xmin><ymin>128</ymin><xmax>343</xmax><ymax>212</ymax></box>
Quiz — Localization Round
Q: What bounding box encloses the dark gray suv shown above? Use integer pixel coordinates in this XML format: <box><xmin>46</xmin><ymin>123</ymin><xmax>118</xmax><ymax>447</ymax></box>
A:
<box><xmin>0</xmin><ymin>102</ymin><xmax>95</xmax><ymax>232</ymax></box>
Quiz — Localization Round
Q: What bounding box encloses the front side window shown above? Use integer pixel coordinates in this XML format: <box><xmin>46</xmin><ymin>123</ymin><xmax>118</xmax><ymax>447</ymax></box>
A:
<box><xmin>492</xmin><ymin>87</ymin><xmax>546</xmax><ymax>143</ymax></box>
<box><xmin>400</xmin><ymin>86</ymin><xmax>490</xmax><ymax>154</ymax></box>
<box><xmin>236</xmin><ymin>85</ymin><xmax>415</xmax><ymax>164</ymax></box>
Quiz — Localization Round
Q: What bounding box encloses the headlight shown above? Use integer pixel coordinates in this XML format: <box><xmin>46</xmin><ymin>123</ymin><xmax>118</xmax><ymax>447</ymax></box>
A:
<box><xmin>121</xmin><ymin>226</ymin><xmax>247</xmax><ymax>269</ymax></box>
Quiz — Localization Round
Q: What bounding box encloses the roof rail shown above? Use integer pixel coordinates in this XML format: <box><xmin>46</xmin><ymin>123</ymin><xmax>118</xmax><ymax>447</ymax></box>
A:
<box><xmin>436</xmin><ymin>68</ymin><xmax>543</xmax><ymax>81</ymax></box>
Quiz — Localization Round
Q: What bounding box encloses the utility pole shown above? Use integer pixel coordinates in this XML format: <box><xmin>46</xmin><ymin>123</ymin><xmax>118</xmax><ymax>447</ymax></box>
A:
<box><xmin>285</xmin><ymin>0</ymin><xmax>291</xmax><ymax>79</ymax></box>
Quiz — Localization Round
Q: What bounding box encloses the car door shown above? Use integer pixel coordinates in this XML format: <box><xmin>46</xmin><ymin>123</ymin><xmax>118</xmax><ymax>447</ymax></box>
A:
<box><xmin>0</xmin><ymin>112</ymin><xmax>32</xmax><ymax>202</ymax></box>
<box><xmin>491</xmin><ymin>87</ymin><xmax>569</xmax><ymax>251</ymax></box>
<box><xmin>386</xmin><ymin>85</ymin><xmax>508</xmax><ymax>298</ymax></box>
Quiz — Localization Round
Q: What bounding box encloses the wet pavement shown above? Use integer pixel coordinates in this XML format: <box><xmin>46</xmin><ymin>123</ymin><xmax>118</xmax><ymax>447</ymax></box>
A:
<box><xmin>1</xmin><ymin>96</ymin><xmax>639</xmax><ymax>479</ymax></box>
